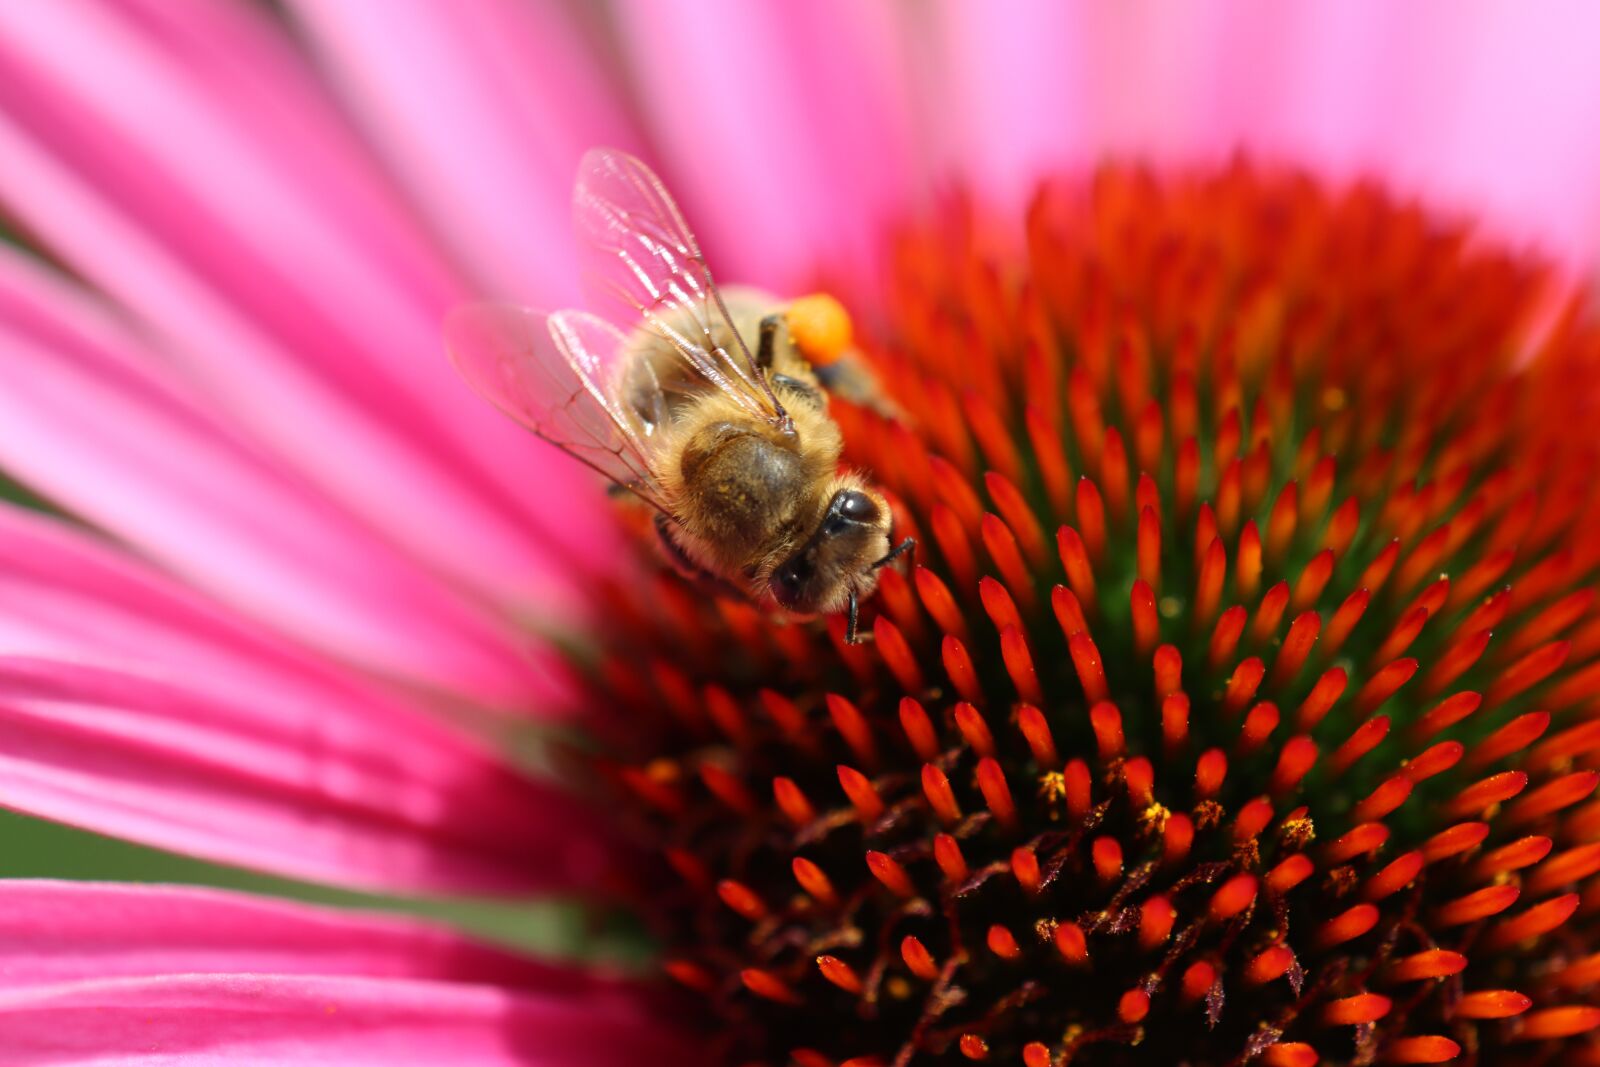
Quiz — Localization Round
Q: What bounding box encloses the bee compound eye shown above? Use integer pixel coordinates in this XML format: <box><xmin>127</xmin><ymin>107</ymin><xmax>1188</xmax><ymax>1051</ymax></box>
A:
<box><xmin>837</xmin><ymin>491</ymin><xmax>879</xmax><ymax>524</ymax></box>
<box><xmin>774</xmin><ymin>562</ymin><xmax>806</xmax><ymax>594</ymax></box>
<box><xmin>771</xmin><ymin>561</ymin><xmax>810</xmax><ymax>609</ymax></box>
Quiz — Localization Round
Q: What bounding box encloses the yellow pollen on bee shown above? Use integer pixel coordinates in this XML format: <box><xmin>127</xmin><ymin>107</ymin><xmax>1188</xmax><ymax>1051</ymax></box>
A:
<box><xmin>787</xmin><ymin>292</ymin><xmax>854</xmax><ymax>366</ymax></box>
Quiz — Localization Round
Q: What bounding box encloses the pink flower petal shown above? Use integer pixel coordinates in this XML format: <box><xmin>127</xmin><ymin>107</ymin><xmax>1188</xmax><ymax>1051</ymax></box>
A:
<box><xmin>0</xmin><ymin>248</ymin><xmax>574</xmax><ymax>708</ymax></box>
<box><xmin>0</xmin><ymin>1</ymin><xmax>620</xmax><ymax>611</ymax></box>
<box><xmin>1312</xmin><ymin>0</ymin><xmax>1600</xmax><ymax>266</ymax></box>
<box><xmin>0</xmin><ymin>881</ymin><xmax>568</xmax><ymax>991</ymax></box>
<box><xmin>1073</xmin><ymin>0</ymin><xmax>1600</xmax><ymax>263</ymax></box>
<box><xmin>928</xmin><ymin>0</ymin><xmax>1600</xmax><ymax>265</ymax></box>
<box><xmin>0</xmin><ymin>657</ymin><xmax>613</xmax><ymax>895</ymax></box>
<box><xmin>287</xmin><ymin>0</ymin><xmax>641</xmax><ymax>305</ymax></box>
<box><xmin>0</xmin><ymin>499</ymin><xmax>589</xmax><ymax>720</ymax></box>
<box><xmin>611</xmin><ymin>0</ymin><xmax>915</xmax><ymax>290</ymax></box>
<box><xmin>0</xmin><ymin>973</ymin><xmax>692</xmax><ymax>1066</ymax></box>
<box><xmin>917</xmin><ymin>0</ymin><xmax>1092</xmax><ymax>212</ymax></box>
<box><xmin>110</xmin><ymin>0</ymin><xmax>472</xmax><ymax>330</ymax></box>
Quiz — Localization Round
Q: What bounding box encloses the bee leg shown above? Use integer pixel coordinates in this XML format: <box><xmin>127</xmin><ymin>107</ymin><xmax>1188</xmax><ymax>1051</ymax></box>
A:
<box><xmin>755</xmin><ymin>313</ymin><xmax>783</xmax><ymax>369</ymax></box>
<box><xmin>653</xmin><ymin>512</ymin><xmax>698</xmax><ymax>578</ymax></box>
<box><xmin>606</xmin><ymin>479</ymin><xmax>652</xmax><ymax>501</ymax></box>
<box><xmin>874</xmin><ymin>537</ymin><xmax>917</xmax><ymax>569</ymax></box>
<box><xmin>654</xmin><ymin>512</ymin><xmax>746</xmax><ymax>599</ymax></box>
<box><xmin>770</xmin><ymin>373</ymin><xmax>825</xmax><ymax>411</ymax></box>
<box><xmin>846</xmin><ymin>589</ymin><xmax>860</xmax><ymax>644</ymax></box>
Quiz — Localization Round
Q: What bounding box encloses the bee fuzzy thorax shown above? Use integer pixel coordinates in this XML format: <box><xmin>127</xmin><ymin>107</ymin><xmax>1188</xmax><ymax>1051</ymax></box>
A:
<box><xmin>652</xmin><ymin>388</ymin><xmax>842</xmax><ymax>578</ymax></box>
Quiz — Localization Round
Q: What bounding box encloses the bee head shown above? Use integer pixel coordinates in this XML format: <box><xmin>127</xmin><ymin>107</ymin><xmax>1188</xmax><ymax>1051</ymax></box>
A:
<box><xmin>769</xmin><ymin>486</ymin><xmax>891</xmax><ymax>614</ymax></box>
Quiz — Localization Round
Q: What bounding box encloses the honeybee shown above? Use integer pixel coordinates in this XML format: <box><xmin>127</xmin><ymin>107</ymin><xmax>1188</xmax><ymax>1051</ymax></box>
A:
<box><xmin>446</xmin><ymin>149</ymin><xmax>912</xmax><ymax>640</ymax></box>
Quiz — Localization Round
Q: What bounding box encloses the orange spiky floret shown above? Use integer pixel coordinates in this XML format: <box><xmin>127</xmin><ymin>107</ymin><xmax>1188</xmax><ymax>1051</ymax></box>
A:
<box><xmin>591</xmin><ymin>163</ymin><xmax>1600</xmax><ymax>1065</ymax></box>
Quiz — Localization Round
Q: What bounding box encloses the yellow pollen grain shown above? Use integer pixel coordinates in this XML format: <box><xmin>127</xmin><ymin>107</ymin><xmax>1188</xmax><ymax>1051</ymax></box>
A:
<box><xmin>1280</xmin><ymin>815</ymin><xmax>1316</xmax><ymax>849</ymax></box>
<box><xmin>1038</xmin><ymin>771</ymin><xmax>1068</xmax><ymax>803</ymax></box>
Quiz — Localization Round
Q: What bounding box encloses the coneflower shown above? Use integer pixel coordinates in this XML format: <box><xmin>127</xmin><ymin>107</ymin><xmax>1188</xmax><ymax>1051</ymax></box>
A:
<box><xmin>599</xmin><ymin>164</ymin><xmax>1600</xmax><ymax>1066</ymax></box>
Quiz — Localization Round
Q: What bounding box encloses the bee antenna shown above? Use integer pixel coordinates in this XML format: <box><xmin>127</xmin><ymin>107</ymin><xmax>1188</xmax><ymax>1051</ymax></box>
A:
<box><xmin>873</xmin><ymin>537</ymin><xmax>916</xmax><ymax>570</ymax></box>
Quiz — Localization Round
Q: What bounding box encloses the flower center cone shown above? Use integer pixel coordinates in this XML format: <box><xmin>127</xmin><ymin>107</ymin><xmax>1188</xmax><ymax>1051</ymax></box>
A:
<box><xmin>587</xmin><ymin>163</ymin><xmax>1600</xmax><ymax>1067</ymax></box>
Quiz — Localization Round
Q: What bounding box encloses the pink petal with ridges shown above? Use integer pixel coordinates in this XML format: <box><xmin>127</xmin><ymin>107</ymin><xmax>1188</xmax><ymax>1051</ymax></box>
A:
<box><xmin>0</xmin><ymin>973</ymin><xmax>692</xmax><ymax>1065</ymax></box>
<box><xmin>611</xmin><ymin>0</ymin><xmax>916</xmax><ymax>289</ymax></box>
<box><xmin>287</xmin><ymin>0</ymin><xmax>640</xmax><ymax>304</ymax></box>
<box><xmin>919</xmin><ymin>0</ymin><xmax>1092</xmax><ymax>212</ymax></box>
<box><xmin>0</xmin><ymin>2</ymin><xmax>619</xmax><ymax>610</ymax></box>
<box><xmin>1337</xmin><ymin>0</ymin><xmax>1600</xmax><ymax>266</ymax></box>
<box><xmin>0</xmin><ymin>657</ymin><xmax>612</xmax><ymax>895</ymax></box>
<box><xmin>0</xmin><ymin>881</ymin><xmax>569</xmax><ymax>990</ymax></box>
<box><xmin>113</xmin><ymin>0</ymin><xmax>630</xmax><ymax>578</ymax></box>
<box><xmin>1077</xmin><ymin>0</ymin><xmax>1600</xmax><ymax>263</ymax></box>
<box><xmin>0</xmin><ymin>499</ymin><xmax>589</xmax><ymax>724</ymax></box>
<box><xmin>113</xmin><ymin>0</ymin><xmax>469</xmax><ymax>312</ymax></box>
<box><xmin>0</xmin><ymin>248</ymin><xmax>569</xmax><ymax>708</ymax></box>
<box><xmin>929</xmin><ymin>0</ymin><xmax>1600</xmax><ymax>265</ymax></box>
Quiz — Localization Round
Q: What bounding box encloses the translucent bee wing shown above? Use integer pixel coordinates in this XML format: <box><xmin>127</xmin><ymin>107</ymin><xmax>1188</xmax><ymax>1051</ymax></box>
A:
<box><xmin>445</xmin><ymin>301</ymin><xmax>672</xmax><ymax>514</ymax></box>
<box><xmin>573</xmin><ymin>148</ymin><xmax>790</xmax><ymax>429</ymax></box>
